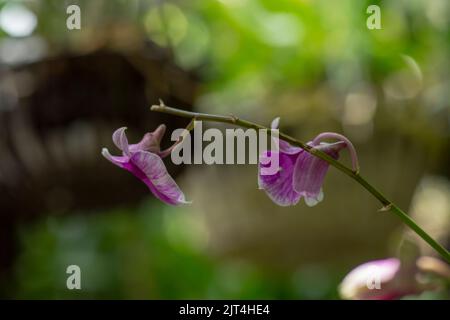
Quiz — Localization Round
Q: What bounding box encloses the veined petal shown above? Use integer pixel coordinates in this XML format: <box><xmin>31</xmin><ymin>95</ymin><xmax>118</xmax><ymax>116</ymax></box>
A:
<box><xmin>112</xmin><ymin>127</ymin><xmax>130</xmax><ymax>156</ymax></box>
<box><xmin>292</xmin><ymin>152</ymin><xmax>330</xmax><ymax>203</ymax></box>
<box><xmin>258</xmin><ymin>151</ymin><xmax>302</xmax><ymax>206</ymax></box>
<box><xmin>130</xmin><ymin>151</ymin><xmax>189</xmax><ymax>206</ymax></box>
<box><xmin>292</xmin><ymin>141</ymin><xmax>345</xmax><ymax>205</ymax></box>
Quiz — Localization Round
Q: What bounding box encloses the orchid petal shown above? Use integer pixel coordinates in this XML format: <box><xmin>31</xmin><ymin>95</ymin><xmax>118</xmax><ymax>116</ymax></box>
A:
<box><xmin>258</xmin><ymin>151</ymin><xmax>302</xmax><ymax>206</ymax></box>
<box><xmin>312</xmin><ymin>132</ymin><xmax>360</xmax><ymax>173</ymax></box>
<box><xmin>130</xmin><ymin>151</ymin><xmax>189</xmax><ymax>206</ymax></box>
<box><xmin>129</xmin><ymin>124</ymin><xmax>167</xmax><ymax>155</ymax></box>
<box><xmin>101</xmin><ymin>148</ymin><xmax>129</xmax><ymax>169</ymax></box>
<box><xmin>292</xmin><ymin>142</ymin><xmax>345</xmax><ymax>203</ymax></box>
<box><xmin>292</xmin><ymin>151</ymin><xmax>330</xmax><ymax>201</ymax></box>
<box><xmin>112</xmin><ymin>127</ymin><xmax>130</xmax><ymax>156</ymax></box>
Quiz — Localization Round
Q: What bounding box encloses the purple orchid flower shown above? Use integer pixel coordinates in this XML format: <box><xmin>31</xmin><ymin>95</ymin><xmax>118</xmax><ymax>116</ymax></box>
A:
<box><xmin>102</xmin><ymin>125</ymin><xmax>189</xmax><ymax>206</ymax></box>
<box><xmin>258</xmin><ymin>118</ymin><xmax>359</xmax><ymax>207</ymax></box>
<box><xmin>339</xmin><ymin>256</ymin><xmax>450</xmax><ymax>300</ymax></box>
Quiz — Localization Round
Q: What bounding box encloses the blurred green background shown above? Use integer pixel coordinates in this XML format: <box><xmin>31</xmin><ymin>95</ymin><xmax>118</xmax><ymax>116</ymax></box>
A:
<box><xmin>0</xmin><ymin>0</ymin><xmax>449</xmax><ymax>299</ymax></box>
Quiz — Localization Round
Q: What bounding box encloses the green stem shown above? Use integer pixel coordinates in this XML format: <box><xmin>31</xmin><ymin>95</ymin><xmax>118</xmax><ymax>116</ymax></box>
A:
<box><xmin>150</xmin><ymin>102</ymin><xmax>450</xmax><ymax>263</ymax></box>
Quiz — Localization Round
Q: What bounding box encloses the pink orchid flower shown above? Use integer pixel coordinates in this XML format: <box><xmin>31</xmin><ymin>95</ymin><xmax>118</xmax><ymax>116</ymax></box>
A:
<box><xmin>259</xmin><ymin>118</ymin><xmax>359</xmax><ymax>206</ymax></box>
<box><xmin>339</xmin><ymin>256</ymin><xmax>450</xmax><ymax>300</ymax></box>
<box><xmin>102</xmin><ymin>125</ymin><xmax>189</xmax><ymax>206</ymax></box>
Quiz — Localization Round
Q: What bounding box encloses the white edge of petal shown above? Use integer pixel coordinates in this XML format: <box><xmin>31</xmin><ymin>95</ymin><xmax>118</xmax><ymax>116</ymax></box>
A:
<box><xmin>101</xmin><ymin>147</ymin><xmax>113</xmax><ymax>161</ymax></box>
<box><xmin>112</xmin><ymin>127</ymin><xmax>130</xmax><ymax>156</ymax></box>
<box><xmin>304</xmin><ymin>189</ymin><xmax>324</xmax><ymax>207</ymax></box>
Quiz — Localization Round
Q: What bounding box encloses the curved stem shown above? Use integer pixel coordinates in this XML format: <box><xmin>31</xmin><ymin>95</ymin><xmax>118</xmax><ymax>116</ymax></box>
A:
<box><xmin>150</xmin><ymin>102</ymin><xmax>450</xmax><ymax>263</ymax></box>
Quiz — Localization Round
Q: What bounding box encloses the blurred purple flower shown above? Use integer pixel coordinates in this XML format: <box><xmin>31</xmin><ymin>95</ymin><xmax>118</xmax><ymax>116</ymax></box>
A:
<box><xmin>258</xmin><ymin>118</ymin><xmax>359</xmax><ymax>207</ymax></box>
<box><xmin>102</xmin><ymin>125</ymin><xmax>189</xmax><ymax>206</ymax></box>
<box><xmin>339</xmin><ymin>256</ymin><xmax>450</xmax><ymax>300</ymax></box>
<box><xmin>339</xmin><ymin>258</ymin><xmax>404</xmax><ymax>300</ymax></box>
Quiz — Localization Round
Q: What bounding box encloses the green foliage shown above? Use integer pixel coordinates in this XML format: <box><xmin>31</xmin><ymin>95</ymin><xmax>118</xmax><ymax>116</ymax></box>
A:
<box><xmin>13</xmin><ymin>201</ymin><xmax>342</xmax><ymax>299</ymax></box>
